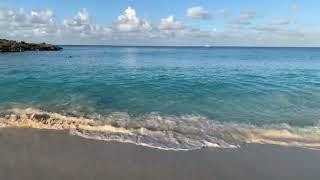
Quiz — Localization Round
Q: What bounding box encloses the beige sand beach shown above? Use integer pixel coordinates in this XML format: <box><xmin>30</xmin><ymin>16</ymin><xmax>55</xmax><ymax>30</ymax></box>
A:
<box><xmin>0</xmin><ymin>128</ymin><xmax>320</xmax><ymax>180</ymax></box>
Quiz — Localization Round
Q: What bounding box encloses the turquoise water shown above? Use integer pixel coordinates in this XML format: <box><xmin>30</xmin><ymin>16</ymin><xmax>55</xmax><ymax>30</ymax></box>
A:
<box><xmin>1</xmin><ymin>46</ymin><xmax>320</xmax><ymax>127</ymax></box>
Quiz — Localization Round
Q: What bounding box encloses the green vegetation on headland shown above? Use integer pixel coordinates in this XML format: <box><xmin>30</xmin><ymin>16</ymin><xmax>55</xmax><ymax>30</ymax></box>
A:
<box><xmin>0</xmin><ymin>39</ymin><xmax>62</xmax><ymax>52</ymax></box>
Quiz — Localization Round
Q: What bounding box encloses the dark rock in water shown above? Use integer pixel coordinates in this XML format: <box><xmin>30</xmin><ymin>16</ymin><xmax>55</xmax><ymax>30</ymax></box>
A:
<box><xmin>65</xmin><ymin>112</ymin><xmax>81</xmax><ymax>118</ymax></box>
<box><xmin>0</xmin><ymin>112</ymin><xmax>11</xmax><ymax>118</ymax></box>
<box><xmin>0</xmin><ymin>39</ymin><xmax>62</xmax><ymax>52</ymax></box>
<box><xmin>33</xmin><ymin>113</ymin><xmax>51</xmax><ymax>121</ymax></box>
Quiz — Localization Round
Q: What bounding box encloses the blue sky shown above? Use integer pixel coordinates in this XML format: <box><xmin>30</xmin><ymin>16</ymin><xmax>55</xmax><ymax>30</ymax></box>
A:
<box><xmin>0</xmin><ymin>0</ymin><xmax>319</xmax><ymax>46</ymax></box>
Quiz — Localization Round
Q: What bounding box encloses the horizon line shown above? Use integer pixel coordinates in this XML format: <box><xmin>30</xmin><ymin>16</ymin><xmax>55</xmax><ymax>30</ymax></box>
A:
<box><xmin>59</xmin><ymin>45</ymin><xmax>320</xmax><ymax>48</ymax></box>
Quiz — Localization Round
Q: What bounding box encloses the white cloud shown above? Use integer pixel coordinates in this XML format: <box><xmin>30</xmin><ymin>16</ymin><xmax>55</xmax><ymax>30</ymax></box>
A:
<box><xmin>218</xmin><ymin>9</ymin><xmax>230</xmax><ymax>18</ymax></box>
<box><xmin>271</xmin><ymin>18</ymin><xmax>295</xmax><ymax>26</ymax></box>
<box><xmin>0</xmin><ymin>7</ymin><xmax>21</xmax><ymax>23</ymax></box>
<box><xmin>291</xmin><ymin>4</ymin><xmax>299</xmax><ymax>12</ymax></box>
<box><xmin>0</xmin><ymin>7</ymin><xmax>58</xmax><ymax>38</ymax></box>
<box><xmin>233</xmin><ymin>19</ymin><xmax>251</xmax><ymax>26</ymax></box>
<box><xmin>255</xmin><ymin>26</ymin><xmax>304</xmax><ymax>38</ymax></box>
<box><xmin>157</xmin><ymin>15</ymin><xmax>212</xmax><ymax>40</ymax></box>
<box><xmin>30</xmin><ymin>9</ymin><xmax>53</xmax><ymax>24</ymax></box>
<box><xmin>0</xmin><ymin>7</ymin><xmax>10</xmax><ymax>21</ymax></box>
<box><xmin>63</xmin><ymin>9</ymin><xmax>90</xmax><ymax>32</ymax></box>
<box><xmin>0</xmin><ymin>6</ymin><xmax>318</xmax><ymax>47</ymax></box>
<box><xmin>62</xmin><ymin>9</ymin><xmax>111</xmax><ymax>39</ymax></box>
<box><xmin>0</xmin><ymin>8</ymin><xmax>54</xmax><ymax>27</ymax></box>
<box><xmin>187</xmin><ymin>6</ymin><xmax>212</xmax><ymax>20</ymax></box>
<box><xmin>159</xmin><ymin>16</ymin><xmax>185</xmax><ymax>30</ymax></box>
<box><xmin>240</xmin><ymin>10</ymin><xmax>256</xmax><ymax>20</ymax></box>
<box><xmin>231</xmin><ymin>11</ymin><xmax>257</xmax><ymax>28</ymax></box>
<box><xmin>116</xmin><ymin>6</ymin><xmax>151</xmax><ymax>32</ymax></box>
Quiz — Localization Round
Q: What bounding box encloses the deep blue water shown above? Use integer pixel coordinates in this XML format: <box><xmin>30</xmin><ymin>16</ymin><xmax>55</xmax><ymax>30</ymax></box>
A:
<box><xmin>1</xmin><ymin>46</ymin><xmax>320</xmax><ymax>126</ymax></box>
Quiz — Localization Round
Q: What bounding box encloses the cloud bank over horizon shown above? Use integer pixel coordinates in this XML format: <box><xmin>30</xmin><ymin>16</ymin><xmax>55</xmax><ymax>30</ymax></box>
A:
<box><xmin>0</xmin><ymin>4</ymin><xmax>319</xmax><ymax>47</ymax></box>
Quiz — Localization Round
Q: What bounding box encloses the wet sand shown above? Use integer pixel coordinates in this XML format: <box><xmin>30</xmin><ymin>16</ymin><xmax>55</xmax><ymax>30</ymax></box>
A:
<box><xmin>0</xmin><ymin>128</ymin><xmax>319</xmax><ymax>180</ymax></box>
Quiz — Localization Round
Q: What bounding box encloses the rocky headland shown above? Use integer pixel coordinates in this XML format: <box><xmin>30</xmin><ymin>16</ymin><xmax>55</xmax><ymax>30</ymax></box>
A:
<box><xmin>0</xmin><ymin>39</ymin><xmax>62</xmax><ymax>52</ymax></box>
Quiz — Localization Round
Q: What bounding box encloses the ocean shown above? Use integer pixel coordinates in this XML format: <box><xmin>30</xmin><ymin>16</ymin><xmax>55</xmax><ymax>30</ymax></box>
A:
<box><xmin>1</xmin><ymin>46</ymin><xmax>320</xmax><ymax>150</ymax></box>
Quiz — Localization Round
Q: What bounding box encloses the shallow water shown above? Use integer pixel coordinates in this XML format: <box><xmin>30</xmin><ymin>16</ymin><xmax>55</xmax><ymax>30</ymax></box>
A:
<box><xmin>1</xmin><ymin>46</ymin><xmax>320</xmax><ymax>150</ymax></box>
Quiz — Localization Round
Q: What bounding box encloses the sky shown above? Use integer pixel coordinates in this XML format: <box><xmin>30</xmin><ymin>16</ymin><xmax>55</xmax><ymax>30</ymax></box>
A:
<box><xmin>0</xmin><ymin>0</ymin><xmax>319</xmax><ymax>46</ymax></box>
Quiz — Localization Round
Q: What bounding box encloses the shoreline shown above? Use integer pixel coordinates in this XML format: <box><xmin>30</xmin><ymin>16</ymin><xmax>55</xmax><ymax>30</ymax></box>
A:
<box><xmin>1</xmin><ymin>108</ymin><xmax>320</xmax><ymax>151</ymax></box>
<box><xmin>0</xmin><ymin>39</ymin><xmax>62</xmax><ymax>52</ymax></box>
<box><xmin>1</xmin><ymin>127</ymin><xmax>320</xmax><ymax>180</ymax></box>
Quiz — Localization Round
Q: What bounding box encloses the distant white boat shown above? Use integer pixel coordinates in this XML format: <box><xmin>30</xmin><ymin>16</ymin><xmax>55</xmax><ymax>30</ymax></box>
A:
<box><xmin>204</xmin><ymin>44</ymin><xmax>212</xmax><ymax>48</ymax></box>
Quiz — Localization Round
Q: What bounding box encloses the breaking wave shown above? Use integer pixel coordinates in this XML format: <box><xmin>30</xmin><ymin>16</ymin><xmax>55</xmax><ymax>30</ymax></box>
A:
<box><xmin>1</xmin><ymin>108</ymin><xmax>320</xmax><ymax>151</ymax></box>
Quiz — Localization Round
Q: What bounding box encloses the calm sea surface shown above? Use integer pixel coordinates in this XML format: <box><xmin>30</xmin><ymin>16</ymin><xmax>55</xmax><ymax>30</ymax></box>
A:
<box><xmin>1</xmin><ymin>46</ymin><xmax>320</xmax><ymax>127</ymax></box>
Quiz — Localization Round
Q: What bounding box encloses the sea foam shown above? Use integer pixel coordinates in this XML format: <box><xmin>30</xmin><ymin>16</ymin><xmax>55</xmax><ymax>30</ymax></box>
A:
<box><xmin>1</xmin><ymin>108</ymin><xmax>320</xmax><ymax>151</ymax></box>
